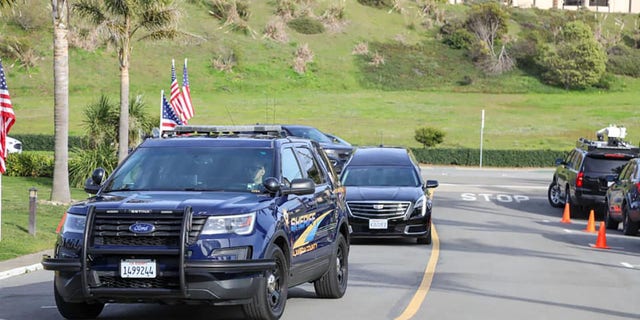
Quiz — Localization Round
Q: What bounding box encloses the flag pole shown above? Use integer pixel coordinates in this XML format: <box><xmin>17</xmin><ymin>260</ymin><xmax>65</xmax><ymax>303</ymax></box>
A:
<box><xmin>159</xmin><ymin>90</ymin><xmax>164</xmax><ymax>134</ymax></box>
<box><xmin>0</xmin><ymin>173</ymin><xmax>3</xmax><ymax>241</ymax></box>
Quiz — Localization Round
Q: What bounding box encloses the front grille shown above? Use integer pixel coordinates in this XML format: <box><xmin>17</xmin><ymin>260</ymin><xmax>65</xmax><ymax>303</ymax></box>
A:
<box><xmin>83</xmin><ymin>208</ymin><xmax>205</xmax><ymax>293</ymax></box>
<box><xmin>98</xmin><ymin>276</ymin><xmax>179</xmax><ymax>289</ymax></box>
<box><xmin>347</xmin><ymin>201</ymin><xmax>411</xmax><ymax>219</ymax></box>
<box><xmin>90</xmin><ymin>214</ymin><xmax>206</xmax><ymax>247</ymax></box>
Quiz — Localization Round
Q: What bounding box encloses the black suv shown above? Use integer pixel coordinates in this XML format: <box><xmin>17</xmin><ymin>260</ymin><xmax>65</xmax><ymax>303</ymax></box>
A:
<box><xmin>281</xmin><ymin>125</ymin><xmax>353</xmax><ymax>173</ymax></box>
<box><xmin>42</xmin><ymin>125</ymin><xmax>350</xmax><ymax>320</ymax></box>
<box><xmin>339</xmin><ymin>147</ymin><xmax>438</xmax><ymax>244</ymax></box>
<box><xmin>548</xmin><ymin>135</ymin><xmax>639</xmax><ymax>217</ymax></box>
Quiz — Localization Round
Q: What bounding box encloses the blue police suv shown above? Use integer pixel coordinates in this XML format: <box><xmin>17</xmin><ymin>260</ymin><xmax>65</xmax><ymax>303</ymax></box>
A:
<box><xmin>43</xmin><ymin>125</ymin><xmax>350</xmax><ymax>320</ymax></box>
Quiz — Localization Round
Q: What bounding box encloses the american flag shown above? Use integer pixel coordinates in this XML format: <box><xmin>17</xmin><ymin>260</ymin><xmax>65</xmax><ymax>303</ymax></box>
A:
<box><xmin>170</xmin><ymin>60</ymin><xmax>188</xmax><ymax>123</ymax></box>
<box><xmin>0</xmin><ymin>59</ymin><xmax>16</xmax><ymax>174</ymax></box>
<box><xmin>161</xmin><ymin>90</ymin><xmax>183</xmax><ymax>132</ymax></box>
<box><xmin>181</xmin><ymin>59</ymin><xmax>194</xmax><ymax>120</ymax></box>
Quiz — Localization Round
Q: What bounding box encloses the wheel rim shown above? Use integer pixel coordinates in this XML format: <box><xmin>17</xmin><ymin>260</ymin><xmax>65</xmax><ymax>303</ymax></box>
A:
<box><xmin>335</xmin><ymin>244</ymin><xmax>346</xmax><ymax>287</ymax></box>
<box><xmin>267</xmin><ymin>257</ymin><xmax>284</xmax><ymax>310</ymax></box>
<box><xmin>550</xmin><ymin>184</ymin><xmax>561</xmax><ymax>205</ymax></box>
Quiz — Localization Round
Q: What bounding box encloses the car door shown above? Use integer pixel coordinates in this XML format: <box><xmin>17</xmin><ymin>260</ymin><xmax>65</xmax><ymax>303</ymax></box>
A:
<box><xmin>608</xmin><ymin>161</ymin><xmax>633</xmax><ymax>211</ymax></box>
<box><xmin>280</xmin><ymin>146</ymin><xmax>320</xmax><ymax>279</ymax></box>
<box><xmin>294</xmin><ymin>145</ymin><xmax>337</xmax><ymax>262</ymax></box>
<box><xmin>556</xmin><ymin>150</ymin><xmax>578</xmax><ymax>197</ymax></box>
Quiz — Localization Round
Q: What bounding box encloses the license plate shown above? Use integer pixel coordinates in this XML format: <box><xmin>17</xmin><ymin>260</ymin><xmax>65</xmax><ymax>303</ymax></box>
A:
<box><xmin>369</xmin><ymin>219</ymin><xmax>388</xmax><ymax>229</ymax></box>
<box><xmin>120</xmin><ymin>259</ymin><xmax>156</xmax><ymax>278</ymax></box>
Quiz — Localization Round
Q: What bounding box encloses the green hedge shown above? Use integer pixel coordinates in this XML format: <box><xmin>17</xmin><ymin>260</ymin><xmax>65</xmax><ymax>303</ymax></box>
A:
<box><xmin>6</xmin><ymin>152</ymin><xmax>54</xmax><ymax>177</ymax></box>
<box><xmin>5</xmin><ymin>148</ymin><xmax>567</xmax><ymax>179</ymax></box>
<box><xmin>410</xmin><ymin>148</ymin><xmax>567</xmax><ymax>167</ymax></box>
<box><xmin>9</xmin><ymin>134</ymin><xmax>85</xmax><ymax>151</ymax></box>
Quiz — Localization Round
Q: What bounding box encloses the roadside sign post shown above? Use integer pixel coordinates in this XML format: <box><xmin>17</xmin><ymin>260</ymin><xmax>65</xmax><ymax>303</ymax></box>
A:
<box><xmin>480</xmin><ymin>109</ymin><xmax>485</xmax><ymax>168</ymax></box>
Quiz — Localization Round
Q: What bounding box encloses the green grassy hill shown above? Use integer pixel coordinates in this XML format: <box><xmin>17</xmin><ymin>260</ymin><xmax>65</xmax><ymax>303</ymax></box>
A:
<box><xmin>2</xmin><ymin>0</ymin><xmax>640</xmax><ymax>150</ymax></box>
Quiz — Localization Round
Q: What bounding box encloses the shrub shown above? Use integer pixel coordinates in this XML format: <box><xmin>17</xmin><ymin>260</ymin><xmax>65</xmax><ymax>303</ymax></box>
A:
<box><xmin>6</xmin><ymin>152</ymin><xmax>54</xmax><ymax>178</ymax></box>
<box><xmin>288</xmin><ymin>16</ymin><xmax>325</xmax><ymax>34</ymax></box>
<box><xmin>414</xmin><ymin>127</ymin><xmax>445</xmax><ymax>148</ymax></box>
<box><xmin>537</xmin><ymin>21</ymin><xmax>607</xmax><ymax>89</ymax></box>
<box><xmin>9</xmin><ymin>134</ymin><xmax>86</xmax><ymax>151</ymax></box>
<box><xmin>357</xmin><ymin>0</ymin><xmax>394</xmax><ymax>9</ymax></box>
<box><xmin>607</xmin><ymin>45</ymin><xmax>640</xmax><ymax>77</ymax></box>
<box><xmin>69</xmin><ymin>144</ymin><xmax>118</xmax><ymax>188</ymax></box>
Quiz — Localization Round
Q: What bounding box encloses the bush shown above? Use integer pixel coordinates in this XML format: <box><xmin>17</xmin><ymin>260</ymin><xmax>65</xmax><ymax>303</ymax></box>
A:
<box><xmin>9</xmin><ymin>134</ymin><xmax>86</xmax><ymax>151</ymax></box>
<box><xmin>607</xmin><ymin>45</ymin><xmax>640</xmax><ymax>78</ymax></box>
<box><xmin>287</xmin><ymin>16</ymin><xmax>325</xmax><ymax>35</ymax></box>
<box><xmin>6</xmin><ymin>152</ymin><xmax>54</xmax><ymax>177</ymax></box>
<box><xmin>411</xmin><ymin>148</ymin><xmax>566</xmax><ymax>167</ymax></box>
<box><xmin>414</xmin><ymin>127</ymin><xmax>445</xmax><ymax>148</ymax></box>
<box><xmin>69</xmin><ymin>144</ymin><xmax>118</xmax><ymax>188</ymax></box>
<box><xmin>357</xmin><ymin>0</ymin><xmax>394</xmax><ymax>9</ymax></box>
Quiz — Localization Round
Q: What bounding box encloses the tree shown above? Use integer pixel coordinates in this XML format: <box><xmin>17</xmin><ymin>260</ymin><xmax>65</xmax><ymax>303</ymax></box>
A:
<box><xmin>51</xmin><ymin>0</ymin><xmax>71</xmax><ymax>203</ymax></box>
<box><xmin>414</xmin><ymin>127</ymin><xmax>445</xmax><ymax>148</ymax></box>
<box><xmin>465</xmin><ymin>2</ymin><xmax>514</xmax><ymax>75</ymax></box>
<box><xmin>537</xmin><ymin>20</ymin><xmax>607</xmax><ymax>89</ymax></box>
<box><xmin>70</xmin><ymin>94</ymin><xmax>155</xmax><ymax>187</ymax></box>
<box><xmin>73</xmin><ymin>0</ymin><xmax>181</xmax><ymax>163</ymax></box>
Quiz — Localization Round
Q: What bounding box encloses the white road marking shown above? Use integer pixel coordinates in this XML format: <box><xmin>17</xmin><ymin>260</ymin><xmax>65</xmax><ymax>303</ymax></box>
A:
<box><xmin>563</xmin><ymin>229</ymin><xmax>573</xmax><ymax>233</ymax></box>
<box><xmin>439</xmin><ymin>183</ymin><xmax>547</xmax><ymax>190</ymax></box>
<box><xmin>621</xmin><ymin>262</ymin><xmax>635</xmax><ymax>269</ymax></box>
<box><xmin>41</xmin><ymin>306</ymin><xmax>57</xmax><ymax>309</ymax></box>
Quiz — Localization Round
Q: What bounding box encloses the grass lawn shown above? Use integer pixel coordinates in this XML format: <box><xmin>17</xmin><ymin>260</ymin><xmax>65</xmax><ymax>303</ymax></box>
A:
<box><xmin>0</xmin><ymin>176</ymin><xmax>87</xmax><ymax>261</ymax></box>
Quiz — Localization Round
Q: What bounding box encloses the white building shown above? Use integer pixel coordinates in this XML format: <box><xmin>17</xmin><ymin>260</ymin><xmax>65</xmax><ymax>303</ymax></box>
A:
<box><xmin>448</xmin><ymin>0</ymin><xmax>640</xmax><ymax>13</ymax></box>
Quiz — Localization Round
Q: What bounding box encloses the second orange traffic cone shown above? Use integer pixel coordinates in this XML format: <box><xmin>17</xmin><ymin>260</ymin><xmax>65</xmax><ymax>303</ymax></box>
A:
<box><xmin>583</xmin><ymin>209</ymin><xmax>596</xmax><ymax>233</ymax></box>
<box><xmin>561</xmin><ymin>202</ymin><xmax>572</xmax><ymax>224</ymax></box>
<box><xmin>594</xmin><ymin>221</ymin><xmax>610</xmax><ymax>249</ymax></box>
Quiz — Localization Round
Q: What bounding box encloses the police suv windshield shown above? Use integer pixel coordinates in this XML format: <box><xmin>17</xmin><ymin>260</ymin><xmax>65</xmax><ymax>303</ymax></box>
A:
<box><xmin>103</xmin><ymin>147</ymin><xmax>274</xmax><ymax>193</ymax></box>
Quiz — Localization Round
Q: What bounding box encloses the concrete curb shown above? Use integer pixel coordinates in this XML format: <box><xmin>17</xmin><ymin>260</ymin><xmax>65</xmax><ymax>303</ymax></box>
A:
<box><xmin>0</xmin><ymin>249</ymin><xmax>52</xmax><ymax>281</ymax></box>
<box><xmin>0</xmin><ymin>263</ymin><xmax>44</xmax><ymax>280</ymax></box>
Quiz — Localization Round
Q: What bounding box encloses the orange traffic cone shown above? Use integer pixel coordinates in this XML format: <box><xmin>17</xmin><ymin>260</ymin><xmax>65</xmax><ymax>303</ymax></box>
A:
<box><xmin>583</xmin><ymin>209</ymin><xmax>596</xmax><ymax>233</ymax></box>
<box><xmin>561</xmin><ymin>203</ymin><xmax>572</xmax><ymax>224</ymax></box>
<box><xmin>594</xmin><ymin>221</ymin><xmax>610</xmax><ymax>249</ymax></box>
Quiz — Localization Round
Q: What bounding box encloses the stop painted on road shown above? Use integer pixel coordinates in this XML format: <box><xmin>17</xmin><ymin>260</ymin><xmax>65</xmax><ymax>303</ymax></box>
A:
<box><xmin>461</xmin><ymin>193</ymin><xmax>530</xmax><ymax>203</ymax></box>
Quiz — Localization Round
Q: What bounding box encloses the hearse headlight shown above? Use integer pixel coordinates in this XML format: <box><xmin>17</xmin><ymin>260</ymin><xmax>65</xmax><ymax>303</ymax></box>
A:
<box><xmin>202</xmin><ymin>212</ymin><xmax>256</xmax><ymax>236</ymax></box>
<box><xmin>411</xmin><ymin>195</ymin><xmax>427</xmax><ymax>218</ymax></box>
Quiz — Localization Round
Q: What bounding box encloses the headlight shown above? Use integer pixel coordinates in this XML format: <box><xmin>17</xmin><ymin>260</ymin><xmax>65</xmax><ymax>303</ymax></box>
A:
<box><xmin>60</xmin><ymin>213</ymin><xmax>86</xmax><ymax>234</ymax></box>
<box><xmin>201</xmin><ymin>212</ymin><xmax>256</xmax><ymax>235</ymax></box>
<box><xmin>411</xmin><ymin>195</ymin><xmax>427</xmax><ymax>218</ymax></box>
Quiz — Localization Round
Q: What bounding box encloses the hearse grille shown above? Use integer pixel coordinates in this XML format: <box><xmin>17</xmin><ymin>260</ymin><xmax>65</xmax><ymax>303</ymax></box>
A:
<box><xmin>347</xmin><ymin>201</ymin><xmax>411</xmax><ymax>219</ymax></box>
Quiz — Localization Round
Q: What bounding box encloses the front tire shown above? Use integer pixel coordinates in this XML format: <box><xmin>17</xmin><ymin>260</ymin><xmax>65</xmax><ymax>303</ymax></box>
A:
<box><xmin>54</xmin><ymin>280</ymin><xmax>104</xmax><ymax>319</ymax></box>
<box><xmin>622</xmin><ymin>205</ymin><xmax>639</xmax><ymax>236</ymax></box>
<box><xmin>605</xmin><ymin>201</ymin><xmax>619</xmax><ymax>230</ymax></box>
<box><xmin>243</xmin><ymin>245</ymin><xmax>288</xmax><ymax>320</ymax></box>
<box><xmin>314</xmin><ymin>233</ymin><xmax>348</xmax><ymax>298</ymax></box>
<box><xmin>548</xmin><ymin>181</ymin><xmax>564</xmax><ymax>208</ymax></box>
<box><xmin>417</xmin><ymin>223</ymin><xmax>432</xmax><ymax>245</ymax></box>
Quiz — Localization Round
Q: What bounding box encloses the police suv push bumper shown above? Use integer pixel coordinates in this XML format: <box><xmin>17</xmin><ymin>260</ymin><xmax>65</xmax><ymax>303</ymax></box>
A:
<box><xmin>42</xmin><ymin>206</ymin><xmax>276</xmax><ymax>304</ymax></box>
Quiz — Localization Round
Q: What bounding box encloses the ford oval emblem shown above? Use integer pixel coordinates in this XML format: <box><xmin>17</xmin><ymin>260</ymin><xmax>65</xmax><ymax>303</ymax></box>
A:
<box><xmin>129</xmin><ymin>223</ymin><xmax>155</xmax><ymax>234</ymax></box>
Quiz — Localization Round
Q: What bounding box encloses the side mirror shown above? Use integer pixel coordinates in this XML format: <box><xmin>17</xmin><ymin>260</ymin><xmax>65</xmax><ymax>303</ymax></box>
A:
<box><xmin>84</xmin><ymin>168</ymin><xmax>106</xmax><ymax>194</ymax></box>
<box><xmin>263</xmin><ymin>177</ymin><xmax>281</xmax><ymax>194</ymax></box>
<box><xmin>555</xmin><ymin>158</ymin><xmax>564</xmax><ymax>166</ymax></box>
<box><xmin>424</xmin><ymin>180</ymin><xmax>439</xmax><ymax>189</ymax></box>
<box><xmin>282</xmin><ymin>178</ymin><xmax>315</xmax><ymax>196</ymax></box>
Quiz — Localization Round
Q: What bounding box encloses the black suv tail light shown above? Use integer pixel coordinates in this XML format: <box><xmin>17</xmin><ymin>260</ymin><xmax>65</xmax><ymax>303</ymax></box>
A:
<box><xmin>576</xmin><ymin>171</ymin><xmax>584</xmax><ymax>187</ymax></box>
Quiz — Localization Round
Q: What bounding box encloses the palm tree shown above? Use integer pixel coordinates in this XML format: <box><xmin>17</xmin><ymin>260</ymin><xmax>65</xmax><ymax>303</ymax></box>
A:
<box><xmin>51</xmin><ymin>0</ymin><xmax>71</xmax><ymax>203</ymax></box>
<box><xmin>73</xmin><ymin>0</ymin><xmax>181</xmax><ymax>163</ymax></box>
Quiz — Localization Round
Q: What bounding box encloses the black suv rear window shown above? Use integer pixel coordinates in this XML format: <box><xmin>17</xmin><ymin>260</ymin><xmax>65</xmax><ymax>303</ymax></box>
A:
<box><xmin>583</xmin><ymin>157</ymin><xmax>629</xmax><ymax>175</ymax></box>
